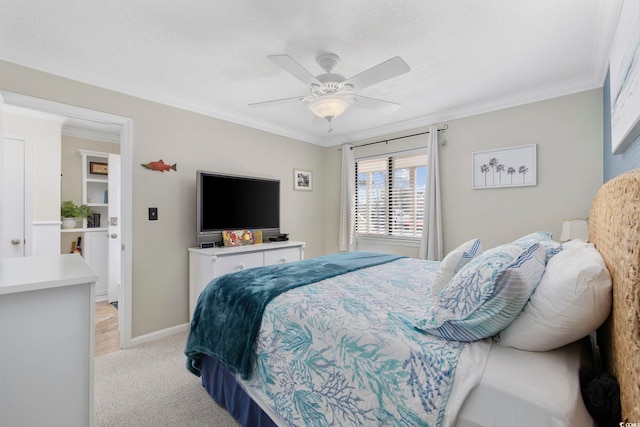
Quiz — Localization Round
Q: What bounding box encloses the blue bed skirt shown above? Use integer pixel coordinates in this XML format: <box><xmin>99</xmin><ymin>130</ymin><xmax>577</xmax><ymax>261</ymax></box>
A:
<box><xmin>201</xmin><ymin>354</ymin><xmax>277</xmax><ymax>427</ymax></box>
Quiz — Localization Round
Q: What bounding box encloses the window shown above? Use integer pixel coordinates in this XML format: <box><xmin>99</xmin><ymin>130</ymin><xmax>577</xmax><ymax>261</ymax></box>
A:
<box><xmin>356</xmin><ymin>152</ymin><xmax>427</xmax><ymax>238</ymax></box>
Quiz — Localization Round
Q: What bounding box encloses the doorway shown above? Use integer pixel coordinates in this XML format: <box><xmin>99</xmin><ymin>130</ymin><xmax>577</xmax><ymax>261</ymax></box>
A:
<box><xmin>0</xmin><ymin>91</ymin><xmax>133</xmax><ymax>350</ymax></box>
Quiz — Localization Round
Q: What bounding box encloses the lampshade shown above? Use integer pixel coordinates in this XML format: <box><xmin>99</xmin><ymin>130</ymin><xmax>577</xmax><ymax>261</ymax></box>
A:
<box><xmin>559</xmin><ymin>218</ymin><xmax>589</xmax><ymax>242</ymax></box>
<box><xmin>307</xmin><ymin>95</ymin><xmax>352</xmax><ymax>120</ymax></box>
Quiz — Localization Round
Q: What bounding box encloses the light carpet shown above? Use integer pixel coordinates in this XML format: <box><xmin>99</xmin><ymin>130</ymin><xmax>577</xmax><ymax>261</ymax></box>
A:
<box><xmin>94</xmin><ymin>330</ymin><xmax>240</xmax><ymax>427</ymax></box>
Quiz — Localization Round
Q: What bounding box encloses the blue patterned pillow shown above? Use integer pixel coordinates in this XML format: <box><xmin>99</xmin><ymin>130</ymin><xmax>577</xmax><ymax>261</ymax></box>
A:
<box><xmin>417</xmin><ymin>243</ymin><xmax>547</xmax><ymax>342</ymax></box>
<box><xmin>430</xmin><ymin>238</ymin><xmax>483</xmax><ymax>298</ymax></box>
<box><xmin>512</xmin><ymin>231</ymin><xmax>562</xmax><ymax>262</ymax></box>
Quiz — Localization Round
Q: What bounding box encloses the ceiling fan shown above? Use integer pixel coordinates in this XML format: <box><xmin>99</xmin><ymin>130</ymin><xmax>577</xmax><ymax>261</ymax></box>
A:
<box><xmin>249</xmin><ymin>53</ymin><xmax>411</xmax><ymax>126</ymax></box>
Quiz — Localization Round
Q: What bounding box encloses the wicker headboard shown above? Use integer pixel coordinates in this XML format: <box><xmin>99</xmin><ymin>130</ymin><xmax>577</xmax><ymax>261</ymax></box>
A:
<box><xmin>589</xmin><ymin>168</ymin><xmax>640</xmax><ymax>422</ymax></box>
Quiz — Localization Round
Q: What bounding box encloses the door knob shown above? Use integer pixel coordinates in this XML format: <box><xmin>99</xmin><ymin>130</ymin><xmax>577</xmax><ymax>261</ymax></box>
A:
<box><xmin>11</xmin><ymin>238</ymin><xmax>21</xmax><ymax>245</ymax></box>
<box><xmin>110</xmin><ymin>233</ymin><xmax>118</xmax><ymax>239</ymax></box>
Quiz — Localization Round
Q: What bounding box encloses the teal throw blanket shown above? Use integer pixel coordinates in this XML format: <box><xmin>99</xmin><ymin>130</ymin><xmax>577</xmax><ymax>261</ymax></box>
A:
<box><xmin>185</xmin><ymin>251</ymin><xmax>404</xmax><ymax>379</ymax></box>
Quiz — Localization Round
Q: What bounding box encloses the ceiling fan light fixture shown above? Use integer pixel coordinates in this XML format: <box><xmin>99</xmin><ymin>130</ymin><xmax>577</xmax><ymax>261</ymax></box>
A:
<box><xmin>307</xmin><ymin>95</ymin><xmax>352</xmax><ymax>120</ymax></box>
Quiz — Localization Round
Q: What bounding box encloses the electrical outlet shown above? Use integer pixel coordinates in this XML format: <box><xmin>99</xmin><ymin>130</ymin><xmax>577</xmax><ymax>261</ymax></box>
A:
<box><xmin>149</xmin><ymin>207</ymin><xmax>158</xmax><ymax>221</ymax></box>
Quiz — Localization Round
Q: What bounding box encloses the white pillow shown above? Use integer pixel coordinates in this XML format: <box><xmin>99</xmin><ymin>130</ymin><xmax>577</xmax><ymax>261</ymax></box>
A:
<box><xmin>430</xmin><ymin>238</ymin><xmax>482</xmax><ymax>298</ymax></box>
<box><xmin>560</xmin><ymin>238</ymin><xmax>589</xmax><ymax>250</ymax></box>
<box><xmin>497</xmin><ymin>242</ymin><xmax>611</xmax><ymax>351</ymax></box>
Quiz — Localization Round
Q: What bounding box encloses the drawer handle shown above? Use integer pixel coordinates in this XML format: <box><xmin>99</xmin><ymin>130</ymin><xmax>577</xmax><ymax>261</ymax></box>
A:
<box><xmin>237</xmin><ymin>262</ymin><xmax>246</xmax><ymax>270</ymax></box>
<box><xmin>279</xmin><ymin>257</ymin><xmax>287</xmax><ymax>263</ymax></box>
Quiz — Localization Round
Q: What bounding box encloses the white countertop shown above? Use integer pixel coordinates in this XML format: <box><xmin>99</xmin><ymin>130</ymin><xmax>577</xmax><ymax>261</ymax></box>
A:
<box><xmin>0</xmin><ymin>253</ymin><xmax>98</xmax><ymax>295</ymax></box>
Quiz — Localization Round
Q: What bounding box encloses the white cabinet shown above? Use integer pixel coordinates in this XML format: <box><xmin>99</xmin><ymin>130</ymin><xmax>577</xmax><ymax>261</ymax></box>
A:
<box><xmin>0</xmin><ymin>254</ymin><xmax>97</xmax><ymax>427</ymax></box>
<box><xmin>84</xmin><ymin>230</ymin><xmax>109</xmax><ymax>298</ymax></box>
<box><xmin>61</xmin><ymin>150</ymin><xmax>111</xmax><ymax>300</ymax></box>
<box><xmin>60</xmin><ymin>229</ymin><xmax>108</xmax><ymax>300</ymax></box>
<box><xmin>188</xmin><ymin>241</ymin><xmax>305</xmax><ymax>319</ymax></box>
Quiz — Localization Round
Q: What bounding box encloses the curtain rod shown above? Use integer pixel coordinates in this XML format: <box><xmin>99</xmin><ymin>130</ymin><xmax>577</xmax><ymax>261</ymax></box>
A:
<box><xmin>347</xmin><ymin>124</ymin><xmax>448</xmax><ymax>150</ymax></box>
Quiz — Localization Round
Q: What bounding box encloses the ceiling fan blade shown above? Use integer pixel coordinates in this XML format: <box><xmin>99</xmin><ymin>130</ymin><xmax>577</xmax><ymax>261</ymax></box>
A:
<box><xmin>268</xmin><ymin>54</ymin><xmax>322</xmax><ymax>87</ymax></box>
<box><xmin>344</xmin><ymin>57</ymin><xmax>410</xmax><ymax>90</ymax></box>
<box><xmin>351</xmin><ymin>94</ymin><xmax>401</xmax><ymax>114</ymax></box>
<box><xmin>248</xmin><ymin>95</ymin><xmax>306</xmax><ymax>108</ymax></box>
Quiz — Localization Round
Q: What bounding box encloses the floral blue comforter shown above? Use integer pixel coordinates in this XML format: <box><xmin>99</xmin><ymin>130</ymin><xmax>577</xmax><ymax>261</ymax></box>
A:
<box><xmin>240</xmin><ymin>258</ymin><xmax>486</xmax><ymax>427</ymax></box>
<box><xmin>186</xmin><ymin>252</ymin><xmax>404</xmax><ymax>379</ymax></box>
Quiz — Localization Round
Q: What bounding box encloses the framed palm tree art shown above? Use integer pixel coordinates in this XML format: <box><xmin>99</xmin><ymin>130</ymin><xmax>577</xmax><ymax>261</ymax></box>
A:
<box><xmin>472</xmin><ymin>144</ymin><xmax>536</xmax><ymax>189</ymax></box>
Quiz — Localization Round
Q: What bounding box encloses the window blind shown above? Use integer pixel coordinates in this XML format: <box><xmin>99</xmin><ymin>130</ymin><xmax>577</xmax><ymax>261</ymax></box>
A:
<box><xmin>356</xmin><ymin>152</ymin><xmax>427</xmax><ymax>237</ymax></box>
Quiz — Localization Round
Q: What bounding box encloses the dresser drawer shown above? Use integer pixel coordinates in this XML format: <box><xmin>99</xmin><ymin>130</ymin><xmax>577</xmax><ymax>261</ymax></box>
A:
<box><xmin>264</xmin><ymin>247</ymin><xmax>302</xmax><ymax>266</ymax></box>
<box><xmin>215</xmin><ymin>252</ymin><xmax>263</xmax><ymax>276</ymax></box>
<box><xmin>189</xmin><ymin>241</ymin><xmax>305</xmax><ymax>320</ymax></box>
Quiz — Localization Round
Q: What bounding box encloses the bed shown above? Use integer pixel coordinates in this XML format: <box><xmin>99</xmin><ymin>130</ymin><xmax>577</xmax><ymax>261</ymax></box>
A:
<box><xmin>186</xmin><ymin>168</ymin><xmax>640</xmax><ymax>426</ymax></box>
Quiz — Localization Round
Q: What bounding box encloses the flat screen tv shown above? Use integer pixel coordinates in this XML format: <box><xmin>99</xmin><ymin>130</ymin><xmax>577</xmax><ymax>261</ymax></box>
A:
<box><xmin>196</xmin><ymin>171</ymin><xmax>280</xmax><ymax>246</ymax></box>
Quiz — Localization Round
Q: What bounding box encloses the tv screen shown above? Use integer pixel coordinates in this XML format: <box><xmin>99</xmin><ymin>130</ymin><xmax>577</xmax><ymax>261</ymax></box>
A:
<box><xmin>197</xmin><ymin>171</ymin><xmax>280</xmax><ymax>242</ymax></box>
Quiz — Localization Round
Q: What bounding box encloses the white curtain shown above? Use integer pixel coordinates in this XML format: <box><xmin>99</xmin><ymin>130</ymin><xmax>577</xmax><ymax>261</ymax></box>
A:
<box><xmin>339</xmin><ymin>144</ymin><xmax>356</xmax><ymax>252</ymax></box>
<box><xmin>419</xmin><ymin>125</ymin><xmax>443</xmax><ymax>260</ymax></box>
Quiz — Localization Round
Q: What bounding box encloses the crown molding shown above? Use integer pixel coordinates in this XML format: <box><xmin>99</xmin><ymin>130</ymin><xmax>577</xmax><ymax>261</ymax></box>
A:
<box><xmin>0</xmin><ymin>32</ymin><xmax>612</xmax><ymax>149</ymax></box>
<box><xmin>593</xmin><ymin>0</ymin><xmax>623</xmax><ymax>85</ymax></box>
<box><xmin>62</xmin><ymin>126</ymin><xmax>120</xmax><ymax>144</ymax></box>
<box><xmin>320</xmin><ymin>74</ymin><xmax>604</xmax><ymax>147</ymax></box>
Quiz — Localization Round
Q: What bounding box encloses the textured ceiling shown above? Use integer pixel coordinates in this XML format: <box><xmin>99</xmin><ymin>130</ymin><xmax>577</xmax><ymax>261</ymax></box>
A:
<box><xmin>0</xmin><ymin>1</ymin><xmax>622</xmax><ymax>146</ymax></box>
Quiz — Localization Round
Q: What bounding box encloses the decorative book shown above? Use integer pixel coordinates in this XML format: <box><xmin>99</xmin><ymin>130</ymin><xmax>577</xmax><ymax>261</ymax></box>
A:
<box><xmin>222</xmin><ymin>229</ymin><xmax>259</xmax><ymax>247</ymax></box>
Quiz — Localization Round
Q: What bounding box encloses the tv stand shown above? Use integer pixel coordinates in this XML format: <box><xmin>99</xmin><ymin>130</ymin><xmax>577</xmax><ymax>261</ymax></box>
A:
<box><xmin>188</xmin><ymin>241</ymin><xmax>305</xmax><ymax>320</ymax></box>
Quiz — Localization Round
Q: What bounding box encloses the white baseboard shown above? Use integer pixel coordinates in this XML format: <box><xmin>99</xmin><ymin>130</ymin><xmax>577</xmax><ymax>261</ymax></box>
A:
<box><xmin>129</xmin><ymin>323</ymin><xmax>189</xmax><ymax>347</ymax></box>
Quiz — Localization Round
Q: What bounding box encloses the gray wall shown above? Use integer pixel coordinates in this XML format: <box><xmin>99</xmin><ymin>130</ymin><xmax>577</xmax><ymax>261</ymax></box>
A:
<box><xmin>324</xmin><ymin>89</ymin><xmax>604</xmax><ymax>254</ymax></box>
<box><xmin>0</xmin><ymin>60</ymin><xmax>327</xmax><ymax>338</ymax></box>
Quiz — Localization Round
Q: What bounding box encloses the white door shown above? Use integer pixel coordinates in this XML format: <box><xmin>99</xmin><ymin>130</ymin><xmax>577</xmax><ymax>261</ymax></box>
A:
<box><xmin>107</xmin><ymin>153</ymin><xmax>121</xmax><ymax>304</ymax></box>
<box><xmin>1</xmin><ymin>137</ymin><xmax>26</xmax><ymax>258</ymax></box>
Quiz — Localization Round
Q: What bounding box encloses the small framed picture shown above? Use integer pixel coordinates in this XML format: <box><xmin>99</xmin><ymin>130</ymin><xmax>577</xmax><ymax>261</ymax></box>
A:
<box><xmin>293</xmin><ymin>169</ymin><xmax>312</xmax><ymax>191</ymax></box>
<box><xmin>90</xmin><ymin>162</ymin><xmax>108</xmax><ymax>175</ymax></box>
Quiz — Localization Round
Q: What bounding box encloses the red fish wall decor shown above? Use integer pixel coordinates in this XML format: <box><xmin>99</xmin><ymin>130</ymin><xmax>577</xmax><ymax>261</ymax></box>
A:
<box><xmin>141</xmin><ymin>160</ymin><xmax>177</xmax><ymax>172</ymax></box>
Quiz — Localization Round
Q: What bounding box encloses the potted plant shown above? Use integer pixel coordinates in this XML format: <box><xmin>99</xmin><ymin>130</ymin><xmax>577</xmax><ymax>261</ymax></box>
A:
<box><xmin>61</xmin><ymin>200</ymin><xmax>92</xmax><ymax>229</ymax></box>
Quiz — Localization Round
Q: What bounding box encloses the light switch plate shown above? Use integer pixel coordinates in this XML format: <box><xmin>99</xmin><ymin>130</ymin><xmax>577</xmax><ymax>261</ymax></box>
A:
<box><xmin>149</xmin><ymin>207</ymin><xmax>158</xmax><ymax>220</ymax></box>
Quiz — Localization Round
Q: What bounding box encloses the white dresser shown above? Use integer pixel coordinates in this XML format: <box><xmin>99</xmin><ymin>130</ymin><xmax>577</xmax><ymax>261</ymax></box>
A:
<box><xmin>188</xmin><ymin>241</ymin><xmax>305</xmax><ymax>320</ymax></box>
<box><xmin>0</xmin><ymin>253</ymin><xmax>97</xmax><ymax>427</ymax></box>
